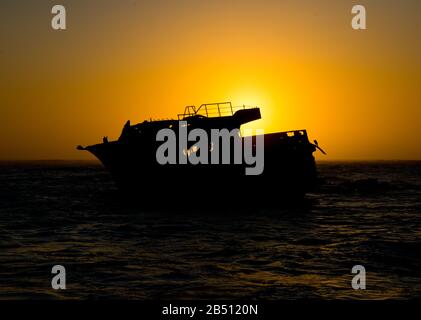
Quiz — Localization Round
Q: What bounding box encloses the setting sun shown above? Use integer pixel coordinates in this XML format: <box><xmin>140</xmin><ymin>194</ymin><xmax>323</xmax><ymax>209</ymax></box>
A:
<box><xmin>0</xmin><ymin>0</ymin><xmax>420</xmax><ymax>161</ymax></box>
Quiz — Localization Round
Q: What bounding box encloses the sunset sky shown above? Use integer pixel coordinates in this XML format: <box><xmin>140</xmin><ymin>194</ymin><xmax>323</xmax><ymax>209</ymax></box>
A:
<box><xmin>1</xmin><ymin>0</ymin><xmax>420</xmax><ymax>160</ymax></box>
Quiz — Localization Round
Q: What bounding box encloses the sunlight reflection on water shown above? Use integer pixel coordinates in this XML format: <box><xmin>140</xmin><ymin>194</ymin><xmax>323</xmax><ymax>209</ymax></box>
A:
<box><xmin>0</xmin><ymin>161</ymin><xmax>420</xmax><ymax>299</ymax></box>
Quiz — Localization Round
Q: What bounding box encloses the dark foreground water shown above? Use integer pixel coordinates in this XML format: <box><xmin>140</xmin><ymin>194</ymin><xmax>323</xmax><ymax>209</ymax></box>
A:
<box><xmin>0</xmin><ymin>161</ymin><xmax>420</xmax><ymax>299</ymax></box>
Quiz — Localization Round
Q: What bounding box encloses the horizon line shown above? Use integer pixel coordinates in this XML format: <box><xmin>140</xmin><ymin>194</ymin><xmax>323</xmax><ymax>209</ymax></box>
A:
<box><xmin>0</xmin><ymin>159</ymin><xmax>421</xmax><ymax>163</ymax></box>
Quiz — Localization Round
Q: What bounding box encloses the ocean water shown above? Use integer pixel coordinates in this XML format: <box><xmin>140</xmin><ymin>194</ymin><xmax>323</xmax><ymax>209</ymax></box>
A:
<box><xmin>0</xmin><ymin>161</ymin><xmax>420</xmax><ymax>300</ymax></box>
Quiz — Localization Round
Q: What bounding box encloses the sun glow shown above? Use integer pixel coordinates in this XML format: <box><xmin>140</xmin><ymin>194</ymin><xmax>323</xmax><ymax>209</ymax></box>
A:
<box><xmin>229</xmin><ymin>89</ymin><xmax>276</xmax><ymax>136</ymax></box>
<box><xmin>1</xmin><ymin>1</ymin><xmax>420</xmax><ymax>160</ymax></box>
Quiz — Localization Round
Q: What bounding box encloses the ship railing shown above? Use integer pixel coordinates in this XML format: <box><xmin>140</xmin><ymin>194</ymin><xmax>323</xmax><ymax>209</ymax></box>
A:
<box><xmin>177</xmin><ymin>102</ymin><xmax>255</xmax><ymax>120</ymax></box>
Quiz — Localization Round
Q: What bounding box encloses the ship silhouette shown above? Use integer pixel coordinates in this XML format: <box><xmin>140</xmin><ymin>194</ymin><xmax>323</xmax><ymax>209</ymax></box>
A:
<box><xmin>78</xmin><ymin>102</ymin><xmax>323</xmax><ymax>205</ymax></box>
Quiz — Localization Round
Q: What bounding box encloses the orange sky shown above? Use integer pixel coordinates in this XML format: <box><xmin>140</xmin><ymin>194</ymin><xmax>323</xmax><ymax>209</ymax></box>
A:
<box><xmin>0</xmin><ymin>0</ymin><xmax>420</xmax><ymax>160</ymax></box>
